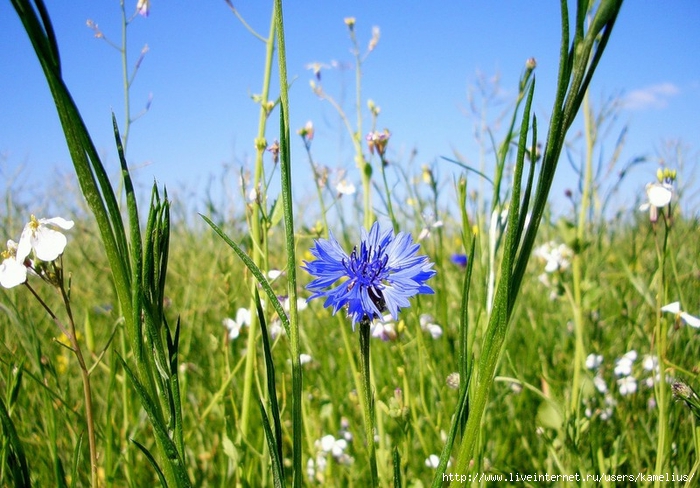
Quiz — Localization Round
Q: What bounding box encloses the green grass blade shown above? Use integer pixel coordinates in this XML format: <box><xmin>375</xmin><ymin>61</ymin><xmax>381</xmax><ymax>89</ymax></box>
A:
<box><xmin>130</xmin><ymin>439</ymin><xmax>169</xmax><ymax>488</ymax></box>
<box><xmin>0</xmin><ymin>396</ymin><xmax>31</xmax><ymax>488</ymax></box>
<box><xmin>258</xmin><ymin>399</ymin><xmax>285</xmax><ymax>488</ymax></box>
<box><xmin>256</xmin><ymin>290</ymin><xmax>284</xmax><ymax>470</ymax></box>
<box><xmin>272</xmin><ymin>1</ymin><xmax>303</xmax><ymax>484</ymax></box>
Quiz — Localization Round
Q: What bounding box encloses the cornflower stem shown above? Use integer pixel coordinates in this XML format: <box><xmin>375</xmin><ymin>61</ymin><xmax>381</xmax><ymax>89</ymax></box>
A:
<box><xmin>240</xmin><ymin>9</ymin><xmax>275</xmax><ymax>438</ymax></box>
<box><xmin>653</xmin><ymin>220</ymin><xmax>670</xmax><ymax>487</ymax></box>
<box><xmin>26</xmin><ymin>270</ymin><xmax>99</xmax><ymax>488</ymax></box>
<box><xmin>358</xmin><ymin>318</ymin><xmax>379</xmax><ymax>487</ymax></box>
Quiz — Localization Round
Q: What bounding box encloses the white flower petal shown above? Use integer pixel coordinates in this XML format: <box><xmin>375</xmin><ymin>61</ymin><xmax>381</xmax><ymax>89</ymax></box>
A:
<box><xmin>681</xmin><ymin>312</ymin><xmax>700</xmax><ymax>328</ymax></box>
<box><xmin>593</xmin><ymin>375</ymin><xmax>608</xmax><ymax>393</ymax></box>
<box><xmin>646</xmin><ymin>183</ymin><xmax>672</xmax><ymax>208</ymax></box>
<box><xmin>16</xmin><ymin>228</ymin><xmax>32</xmax><ymax>262</ymax></box>
<box><xmin>336</xmin><ymin>180</ymin><xmax>356</xmax><ymax>195</ymax></box>
<box><xmin>661</xmin><ymin>302</ymin><xmax>680</xmax><ymax>314</ymax></box>
<box><xmin>320</xmin><ymin>435</ymin><xmax>336</xmax><ymax>452</ymax></box>
<box><xmin>40</xmin><ymin>217</ymin><xmax>74</xmax><ymax>230</ymax></box>
<box><xmin>222</xmin><ymin>317</ymin><xmax>241</xmax><ymax>339</ymax></box>
<box><xmin>0</xmin><ymin>257</ymin><xmax>27</xmax><ymax>288</ymax></box>
<box><xmin>427</xmin><ymin>324</ymin><xmax>443</xmax><ymax>339</ymax></box>
<box><xmin>235</xmin><ymin>307</ymin><xmax>252</xmax><ymax>327</ymax></box>
<box><xmin>32</xmin><ymin>227</ymin><xmax>68</xmax><ymax>261</ymax></box>
<box><xmin>425</xmin><ymin>454</ymin><xmax>440</xmax><ymax>469</ymax></box>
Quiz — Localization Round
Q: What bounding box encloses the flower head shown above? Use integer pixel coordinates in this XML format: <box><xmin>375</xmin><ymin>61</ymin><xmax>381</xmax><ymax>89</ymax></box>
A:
<box><xmin>639</xmin><ymin>182</ymin><xmax>673</xmax><ymax>222</ymax></box>
<box><xmin>533</xmin><ymin>241</ymin><xmax>573</xmax><ymax>273</ymax></box>
<box><xmin>366</xmin><ymin>130</ymin><xmax>390</xmax><ymax>157</ymax></box>
<box><xmin>450</xmin><ymin>254</ymin><xmax>468</xmax><ymax>268</ymax></box>
<box><xmin>371</xmin><ymin>314</ymin><xmax>397</xmax><ymax>341</ymax></box>
<box><xmin>617</xmin><ymin>375</ymin><xmax>637</xmax><ymax>396</ymax></box>
<box><xmin>585</xmin><ymin>353</ymin><xmax>603</xmax><ymax>370</ymax></box>
<box><xmin>17</xmin><ymin>215</ymin><xmax>74</xmax><ymax>263</ymax></box>
<box><xmin>614</xmin><ymin>350</ymin><xmax>637</xmax><ymax>377</ymax></box>
<box><xmin>303</xmin><ymin>222</ymin><xmax>436</xmax><ymax>326</ymax></box>
<box><xmin>0</xmin><ymin>240</ymin><xmax>27</xmax><ymax>289</ymax></box>
<box><xmin>336</xmin><ymin>179</ymin><xmax>356</xmax><ymax>196</ymax></box>
<box><xmin>419</xmin><ymin>314</ymin><xmax>443</xmax><ymax>339</ymax></box>
<box><xmin>222</xmin><ymin>307</ymin><xmax>252</xmax><ymax>340</ymax></box>
<box><xmin>136</xmin><ymin>0</ymin><xmax>150</xmax><ymax>17</ymax></box>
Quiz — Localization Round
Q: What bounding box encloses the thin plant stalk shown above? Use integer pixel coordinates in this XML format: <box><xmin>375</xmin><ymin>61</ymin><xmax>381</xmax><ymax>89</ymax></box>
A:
<box><xmin>300</xmin><ymin>136</ymin><xmax>329</xmax><ymax>237</ymax></box>
<box><xmin>239</xmin><ymin>8</ymin><xmax>276</xmax><ymax>438</ymax></box>
<box><xmin>347</xmin><ymin>22</ymin><xmax>373</xmax><ymax>229</ymax></box>
<box><xmin>25</xmin><ymin>274</ymin><xmax>98</xmax><ymax>488</ymax></box>
<box><xmin>273</xmin><ymin>0</ymin><xmax>304</xmax><ymax>483</ymax></box>
<box><xmin>653</xmin><ymin>220</ymin><xmax>670</xmax><ymax>486</ymax></box>
<box><xmin>569</xmin><ymin>91</ymin><xmax>594</xmax><ymax>414</ymax></box>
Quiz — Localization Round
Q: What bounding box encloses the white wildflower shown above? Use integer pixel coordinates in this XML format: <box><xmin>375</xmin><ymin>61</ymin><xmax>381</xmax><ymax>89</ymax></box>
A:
<box><xmin>0</xmin><ymin>240</ymin><xmax>27</xmax><ymax>289</ymax></box>
<box><xmin>17</xmin><ymin>215</ymin><xmax>74</xmax><ymax>262</ymax></box>
<box><xmin>593</xmin><ymin>375</ymin><xmax>608</xmax><ymax>394</ymax></box>
<box><xmin>425</xmin><ymin>454</ymin><xmax>440</xmax><ymax>469</ymax></box>
<box><xmin>617</xmin><ymin>376</ymin><xmax>637</xmax><ymax>396</ymax></box>
<box><xmin>419</xmin><ymin>314</ymin><xmax>443</xmax><ymax>339</ymax></box>
<box><xmin>336</xmin><ymin>180</ymin><xmax>356</xmax><ymax>196</ymax></box>
<box><xmin>613</xmin><ymin>350</ymin><xmax>637</xmax><ymax>377</ymax></box>
<box><xmin>585</xmin><ymin>353</ymin><xmax>603</xmax><ymax>370</ymax></box>
<box><xmin>222</xmin><ymin>307</ymin><xmax>252</xmax><ymax>340</ymax></box>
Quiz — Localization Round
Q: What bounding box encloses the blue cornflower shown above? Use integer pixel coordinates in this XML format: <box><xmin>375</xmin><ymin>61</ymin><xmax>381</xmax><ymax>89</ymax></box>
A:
<box><xmin>303</xmin><ymin>222</ymin><xmax>436</xmax><ymax>326</ymax></box>
<box><xmin>450</xmin><ymin>253</ymin><xmax>468</xmax><ymax>268</ymax></box>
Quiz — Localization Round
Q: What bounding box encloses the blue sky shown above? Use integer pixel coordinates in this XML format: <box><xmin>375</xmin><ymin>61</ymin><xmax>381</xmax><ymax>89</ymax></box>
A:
<box><xmin>1</xmin><ymin>1</ymin><xmax>699</xmax><ymax>220</ymax></box>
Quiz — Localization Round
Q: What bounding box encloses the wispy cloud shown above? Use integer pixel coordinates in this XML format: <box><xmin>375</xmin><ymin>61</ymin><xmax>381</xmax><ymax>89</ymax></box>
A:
<box><xmin>623</xmin><ymin>82</ymin><xmax>680</xmax><ymax>110</ymax></box>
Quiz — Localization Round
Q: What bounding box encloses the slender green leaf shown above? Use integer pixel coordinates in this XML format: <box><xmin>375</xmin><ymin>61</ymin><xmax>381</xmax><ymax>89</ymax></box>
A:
<box><xmin>130</xmin><ymin>439</ymin><xmax>169</xmax><ymax>488</ymax></box>
<box><xmin>256</xmin><ymin>290</ymin><xmax>284</xmax><ymax>470</ymax></box>
<box><xmin>258</xmin><ymin>400</ymin><xmax>285</xmax><ymax>488</ymax></box>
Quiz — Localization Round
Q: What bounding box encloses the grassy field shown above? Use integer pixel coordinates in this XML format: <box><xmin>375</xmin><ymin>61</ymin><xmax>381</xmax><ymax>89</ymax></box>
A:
<box><xmin>3</xmin><ymin>1</ymin><xmax>700</xmax><ymax>487</ymax></box>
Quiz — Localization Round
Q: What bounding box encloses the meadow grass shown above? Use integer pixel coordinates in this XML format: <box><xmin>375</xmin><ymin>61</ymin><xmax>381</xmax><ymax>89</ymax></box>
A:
<box><xmin>3</xmin><ymin>180</ymin><xmax>700</xmax><ymax>486</ymax></box>
<box><xmin>4</xmin><ymin>0</ymin><xmax>700</xmax><ymax>487</ymax></box>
